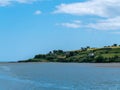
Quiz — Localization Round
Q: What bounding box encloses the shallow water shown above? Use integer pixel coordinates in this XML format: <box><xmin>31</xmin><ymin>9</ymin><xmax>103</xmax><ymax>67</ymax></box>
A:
<box><xmin>0</xmin><ymin>63</ymin><xmax>120</xmax><ymax>90</ymax></box>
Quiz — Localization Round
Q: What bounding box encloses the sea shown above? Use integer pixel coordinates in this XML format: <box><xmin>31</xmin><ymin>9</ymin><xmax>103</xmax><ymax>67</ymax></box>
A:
<box><xmin>0</xmin><ymin>63</ymin><xmax>120</xmax><ymax>90</ymax></box>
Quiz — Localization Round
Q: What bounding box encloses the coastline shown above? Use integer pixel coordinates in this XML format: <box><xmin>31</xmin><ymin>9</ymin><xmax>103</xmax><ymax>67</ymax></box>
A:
<box><xmin>0</xmin><ymin>62</ymin><xmax>120</xmax><ymax>68</ymax></box>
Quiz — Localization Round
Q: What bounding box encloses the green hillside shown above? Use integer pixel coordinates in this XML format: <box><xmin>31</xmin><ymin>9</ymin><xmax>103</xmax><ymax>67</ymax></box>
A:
<box><xmin>19</xmin><ymin>44</ymin><xmax>120</xmax><ymax>63</ymax></box>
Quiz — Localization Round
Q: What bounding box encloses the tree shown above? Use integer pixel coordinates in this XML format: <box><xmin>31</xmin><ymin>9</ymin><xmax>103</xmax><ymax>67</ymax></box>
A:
<box><xmin>34</xmin><ymin>54</ymin><xmax>46</xmax><ymax>59</ymax></box>
<box><xmin>112</xmin><ymin>44</ymin><xmax>117</xmax><ymax>47</ymax></box>
<box><xmin>86</xmin><ymin>46</ymin><xmax>90</xmax><ymax>49</ymax></box>
<box><xmin>95</xmin><ymin>55</ymin><xmax>104</xmax><ymax>63</ymax></box>
<box><xmin>53</xmin><ymin>50</ymin><xmax>64</xmax><ymax>55</ymax></box>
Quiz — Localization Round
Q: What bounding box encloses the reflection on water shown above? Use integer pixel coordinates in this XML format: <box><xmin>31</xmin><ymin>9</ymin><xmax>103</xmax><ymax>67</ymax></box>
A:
<box><xmin>0</xmin><ymin>63</ymin><xmax>120</xmax><ymax>90</ymax></box>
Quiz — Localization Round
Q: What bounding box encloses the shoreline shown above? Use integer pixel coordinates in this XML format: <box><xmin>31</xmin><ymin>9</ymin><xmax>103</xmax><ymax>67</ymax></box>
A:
<box><xmin>0</xmin><ymin>62</ymin><xmax>120</xmax><ymax>67</ymax></box>
<box><xmin>1</xmin><ymin>61</ymin><xmax>120</xmax><ymax>64</ymax></box>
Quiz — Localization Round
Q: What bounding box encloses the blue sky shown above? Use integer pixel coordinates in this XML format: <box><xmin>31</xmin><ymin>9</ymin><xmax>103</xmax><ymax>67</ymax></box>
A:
<box><xmin>0</xmin><ymin>0</ymin><xmax>120</xmax><ymax>61</ymax></box>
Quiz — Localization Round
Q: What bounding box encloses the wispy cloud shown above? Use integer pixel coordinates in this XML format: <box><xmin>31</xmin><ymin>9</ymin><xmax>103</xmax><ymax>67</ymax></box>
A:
<box><xmin>87</xmin><ymin>17</ymin><xmax>120</xmax><ymax>30</ymax></box>
<box><xmin>59</xmin><ymin>17</ymin><xmax>120</xmax><ymax>30</ymax></box>
<box><xmin>54</xmin><ymin>0</ymin><xmax>120</xmax><ymax>17</ymax></box>
<box><xmin>54</xmin><ymin>0</ymin><xmax>120</xmax><ymax>31</ymax></box>
<box><xmin>60</xmin><ymin>23</ymin><xmax>81</xmax><ymax>29</ymax></box>
<box><xmin>57</xmin><ymin>20</ymin><xmax>81</xmax><ymax>29</ymax></box>
<box><xmin>0</xmin><ymin>0</ymin><xmax>11</xmax><ymax>6</ymax></box>
<box><xmin>34</xmin><ymin>10</ymin><xmax>42</xmax><ymax>15</ymax></box>
<box><xmin>16</xmin><ymin>0</ymin><xmax>37</xmax><ymax>3</ymax></box>
<box><xmin>0</xmin><ymin>0</ymin><xmax>37</xmax><ymax>6</ymax></box>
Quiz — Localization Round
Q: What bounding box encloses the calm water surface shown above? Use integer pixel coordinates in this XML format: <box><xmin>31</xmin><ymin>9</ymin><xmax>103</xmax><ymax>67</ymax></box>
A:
<box><xmin>0</xmin><ymin>63</ymin><xmax>120</xmax><ymax>90</ymax></box>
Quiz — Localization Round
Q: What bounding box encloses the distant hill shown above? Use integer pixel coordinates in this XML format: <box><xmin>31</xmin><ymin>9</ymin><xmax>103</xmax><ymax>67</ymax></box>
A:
<box><xmin>19</xmin><ymin>44</ymin><xmax>120</xmax><ymax>63</ymax></box>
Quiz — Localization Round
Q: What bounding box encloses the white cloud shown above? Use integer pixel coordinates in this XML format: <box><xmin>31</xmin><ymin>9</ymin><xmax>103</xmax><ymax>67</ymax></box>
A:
<box><xmin>73</xmin><ymin>20</ymin><xmax>81</xmax><ymax>24</ymax></box>
<box><xmin>54</xmin><ymin>0</ymin><xmax>120</xmax><ymax>31</ymax></box>
<box><xmin>58</xmin><ymin>17</ymin><xmax>120</xmax><ymax>30</ymax></box>
<box><xmin>34</xmin><ymin>10</ymin><xmax>42</xmax><ymax>15</ymax></box>
<box><xmin>58</xmin><ymin>20</ymin><xmax>81</xmax><ymax>29</ymax></box>
<box><xmin>61</xmin><ymin>23</ymin><xmax>80</xmax><ymax>28</ymax></box>
<box><xmin>0</xmin><ymin>0</ymin><xmax>11</xmax><ymax>6</ymax></box>
<box><xmin>0</xmin><ymin>0</ymin><xmax>37</xmax><ymax>6</ymax></box>
<box><xmin>16</xmin><ymin>0</ymin><xmax>37</xmax><ymax>3</ymax></box>
<box><xmin>54</xmin><ymin>0</ymin><xmax>120</xmax><ymax>17</ymax></box>
<box><xmin>87</xmin><ymin>17</ymin><xmax>120</xmax><ymax>30</ymax></box>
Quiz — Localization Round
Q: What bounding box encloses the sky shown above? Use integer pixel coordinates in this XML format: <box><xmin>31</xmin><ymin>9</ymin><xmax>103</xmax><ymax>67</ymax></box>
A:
<box><xmin>0</xmin><ymin>0</ymin><xmax>120</xmax><ymax>61</ymax></box>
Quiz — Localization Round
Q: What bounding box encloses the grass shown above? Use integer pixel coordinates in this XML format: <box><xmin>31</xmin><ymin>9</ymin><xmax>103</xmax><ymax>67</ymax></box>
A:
<box><xmin>19</xmin><ymin>46</ymin><xmax>120</xmax><ymax>63</ymax></box>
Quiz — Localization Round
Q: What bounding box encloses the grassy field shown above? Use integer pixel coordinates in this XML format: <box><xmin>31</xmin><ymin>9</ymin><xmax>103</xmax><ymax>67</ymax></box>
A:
<box><xmin>19</xmin><ymin>46</ymin><xmax>120</xmax><ymax>63</ymax></box>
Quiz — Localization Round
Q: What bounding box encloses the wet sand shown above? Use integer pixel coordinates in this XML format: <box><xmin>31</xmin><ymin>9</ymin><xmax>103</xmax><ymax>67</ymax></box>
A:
<box><xmin>89</xmin><ymin>63</ymin><xmax>120</xmax><ymax>68</ymax></box>
<box><xmin>1</xmin><ymin>62</ymin><xmax>120</xmax><ymax>68</ymax></box>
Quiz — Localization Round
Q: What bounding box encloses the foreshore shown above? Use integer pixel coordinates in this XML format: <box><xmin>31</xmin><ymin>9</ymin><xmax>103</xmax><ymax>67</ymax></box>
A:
<box><xmin>89</xmin><ymin>63</ymin><xmax>120</xmax><ymax>68</ymax></box>
<box><xmin>0</xmin><ymin>62</ymin><xmax>120</xmax><ymax>68</ymax></box>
